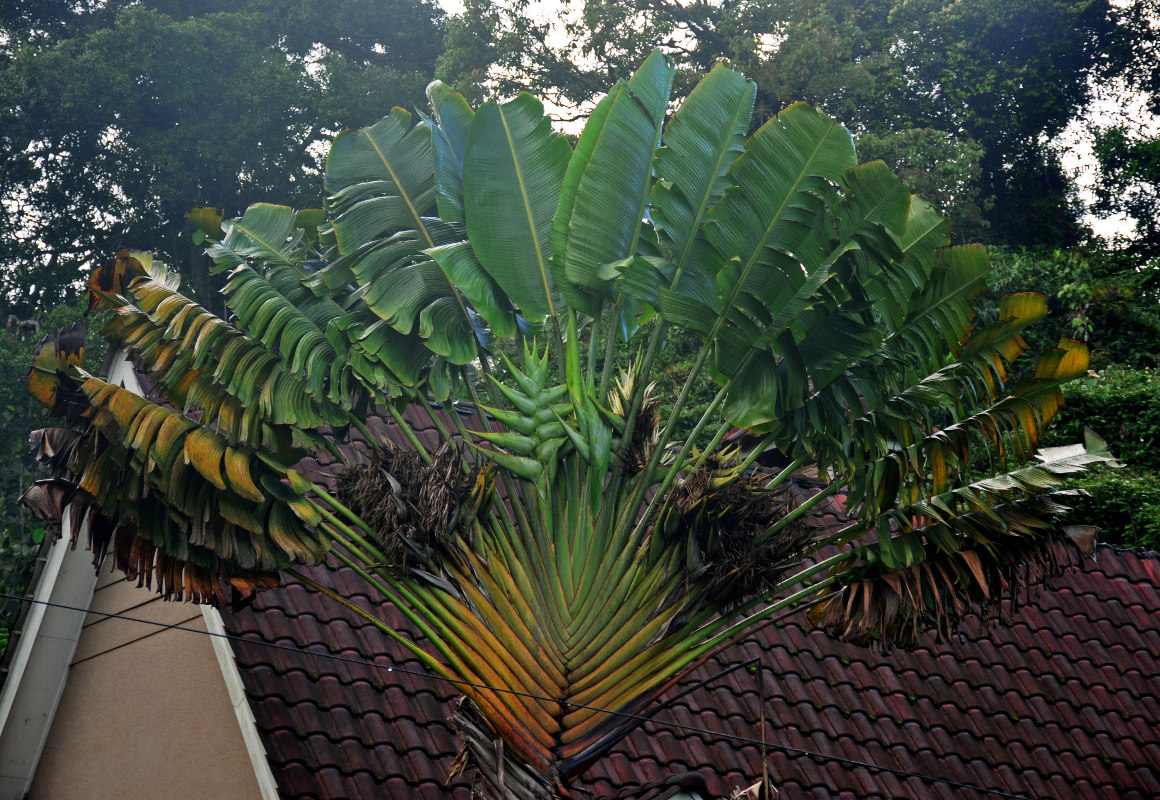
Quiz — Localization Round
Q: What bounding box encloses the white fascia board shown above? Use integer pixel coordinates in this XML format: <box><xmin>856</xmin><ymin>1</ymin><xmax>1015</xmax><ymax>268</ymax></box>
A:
<box><xmin>202</xmin><ymin>607</ymin><xmax>280</xmax><ymax>800</ymax></box>
<box><xmin>0</xmin><ymin>509</ymin><xmax>99</xmax><ymax>800</ymax></box>
<box><xmin>105</xmin><ymin>353</ymin><xmax>143</xmax><ymax>394</ymax></box>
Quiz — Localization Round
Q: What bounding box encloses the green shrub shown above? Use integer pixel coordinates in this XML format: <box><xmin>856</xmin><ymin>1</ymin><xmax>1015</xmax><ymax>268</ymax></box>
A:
<box><xmin>1042</xmin><ymin>366</ymin><xmax>1160</xmax><ymax>551</ymax></box>
<box><xmin>987</xmin><ymin>247</ymin><xmax>1160</xmax><ymax>370</ymax></box>
<box><xmin>1066</xmin><ymin>469</ymin><xmax>1160</xmax><ymax>551</ymax></box>
<box><xmin>1046</xmin><ymin>365</ymin><xmax>1160</xmax><ymax>473</ymax></box>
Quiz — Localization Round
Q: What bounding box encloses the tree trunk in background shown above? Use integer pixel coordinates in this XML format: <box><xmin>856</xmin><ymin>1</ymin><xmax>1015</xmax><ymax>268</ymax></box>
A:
<box><xmin>186</xmin><ymin>236</ymin><xmax>215</xmax><ymax>313</ymax></box>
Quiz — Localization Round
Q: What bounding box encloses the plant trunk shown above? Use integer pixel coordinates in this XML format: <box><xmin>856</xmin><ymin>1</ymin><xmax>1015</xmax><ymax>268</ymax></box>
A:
<box><xmin>451</xmin><ymin>700</ymin><xmax>562</xmax><ymax>800</ymax></box>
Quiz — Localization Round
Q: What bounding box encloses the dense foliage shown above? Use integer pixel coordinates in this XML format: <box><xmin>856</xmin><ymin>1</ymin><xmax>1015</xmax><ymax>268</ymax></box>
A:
<box><xmin>0</xmin><ymin>0</ymin><xmax>445</xmax><ymax>315</ymax></box>
<box><xmin>1043</xmin><ymin>367</ymin><xmax>1160</xmax><ymax>551</ymax></box>
<box><xmin>1050</xmin><ymin>367</ymin><xmax>1160</xmax><ymax>472</ymax></box>
<box><xmin>988</xmin><ymin>247</ymin><xmax>1160</xmax><ymax>369</ymax></box>
<box><xmin>1068</xmin><ymin>471</ymin><xmax>1160</xmax><ymax>551</ymax></box>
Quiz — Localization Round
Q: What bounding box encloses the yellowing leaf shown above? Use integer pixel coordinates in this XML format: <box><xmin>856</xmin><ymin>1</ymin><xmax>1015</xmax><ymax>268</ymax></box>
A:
<box><xmin>87</xmin><ymin>250</ymin><xmax>146</xmax><ymax>313</ymax></box>
<box><xmin>185</xmin><ymin>206</ymin><xmax>225</xmax><ymax>240</ymax></box>
<box><xmin>224</xmin><ymin>447</ymin><xmax>264</xmax><ymax>502</ymax></box>
<box><xmin>184</xmin><ymin>427</ymin><xmax>228</xmax><ymax>490</ymax></box>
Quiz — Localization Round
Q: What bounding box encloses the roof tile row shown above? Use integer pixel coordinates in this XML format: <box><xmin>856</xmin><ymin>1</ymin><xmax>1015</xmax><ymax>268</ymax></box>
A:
<box><xmin>221</xmin><ymin>406</ymin><xmax>1160</xmax><ymax>799</ymax></box>
<box><xmin>224</xmin><ymin>542</ymin><xmax>1160</xmax><ymax>799</ymax></box>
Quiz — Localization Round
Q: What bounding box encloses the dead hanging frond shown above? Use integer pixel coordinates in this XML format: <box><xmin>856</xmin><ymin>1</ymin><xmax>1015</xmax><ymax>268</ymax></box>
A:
<box><xmin>810</xmin><ymin>532</ymin><xmax>1087</xmax><ymax>649</ymax></box>
<box><xmin>335</xmin><ymin>442</ymin><xmax>486</xmax><ymax>568</ymax></box>
<box><xmin>29</xmin><ymin>428</ymin><xmax>81</xmax><ymax>475</ymax></box>
<box><xmin>110</xmin><ymin>515</ymin><xmax>278</xmax><ymax>607</ymax></box>
<box><xmin>18</xmin><ymin>478</ymin><xmax>82</xmax><ymax>540</ymax></box>
<box><xmin>658</xmin><ymin>448</ymin><xmax>812</xmax><ymax>608</ymax></box>
<box><xmin>609</xmin><ymin>365</ymin><xmax>660</xmax><ymax>473</ymax></box>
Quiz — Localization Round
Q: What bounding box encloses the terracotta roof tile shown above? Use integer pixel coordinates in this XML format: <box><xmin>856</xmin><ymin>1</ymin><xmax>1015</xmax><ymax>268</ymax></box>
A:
<box><xmin>219</xmin><ymin>404</ymin><xmax>1160</xmax><ymax>800</ymax></box>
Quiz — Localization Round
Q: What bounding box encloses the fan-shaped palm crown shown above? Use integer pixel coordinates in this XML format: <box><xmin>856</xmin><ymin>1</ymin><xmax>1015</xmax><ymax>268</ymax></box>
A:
<box><xmin>26</xmin><ymin>52</ymin><xmax>1112</xmax><ymax>799</ymax></box>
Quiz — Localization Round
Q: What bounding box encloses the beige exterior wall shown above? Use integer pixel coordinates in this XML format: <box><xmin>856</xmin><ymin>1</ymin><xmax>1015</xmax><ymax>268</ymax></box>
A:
<box><xmin>29</xmin><ymin>569</ymin><xmax>263</xmax><ymax>800</ymax></box>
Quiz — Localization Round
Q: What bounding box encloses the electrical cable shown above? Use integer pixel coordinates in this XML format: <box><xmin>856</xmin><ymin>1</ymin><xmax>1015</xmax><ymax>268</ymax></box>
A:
<box><xmin>0</xmin><ymin>590</ymin><xmax>1031</xmax><ymax>799</ymax></box>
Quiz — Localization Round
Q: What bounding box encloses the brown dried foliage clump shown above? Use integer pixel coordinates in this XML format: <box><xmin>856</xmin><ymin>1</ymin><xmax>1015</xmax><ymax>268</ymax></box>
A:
<box><xmin>665</xmin><ymin>452</ymin><xmax>813</xmax><ymax>608</ymax></box>
<box><xmin>625</xmin><ymin>395</ymin><xmax>661</xmax><ymax>474</ymax></box>
<box><xmin>335</xmin><ymin>443</ymin><xmax>479</xmax><ymax>568</ymax></box>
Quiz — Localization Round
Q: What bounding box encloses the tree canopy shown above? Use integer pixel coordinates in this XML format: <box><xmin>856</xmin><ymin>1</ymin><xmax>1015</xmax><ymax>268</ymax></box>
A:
<box><xmin>1093</xmin><ymin>126</ymin><xmax>1160</xmax><ymax>259</ymax></box>
<box><xmin>0</xmin><ymin>0</ymin><xmax>445</xmax><ymax>316</ymax></box>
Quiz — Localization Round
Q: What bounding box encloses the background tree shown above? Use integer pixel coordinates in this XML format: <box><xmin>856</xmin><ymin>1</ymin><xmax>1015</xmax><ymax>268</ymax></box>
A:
<box><xmin>0</xmin><ymin>0</ymin><xmax>445</xmax><ymax>316</ymax></box>
<box><xmin>27</xmin><ymin>54</ymin><xmax>1111</xmax><ymax>798</ymax></box>
<box><xmin>1093</xmin><ymin>127</ymin><xmax>1160</xmax><ymax>260</ymax></box>
<box><xmin>0</xmin><ymin>299</ymin><xmax>105</xmax><ymax>655</ymax></box>
<box><xmin>438</xmin><ymin>0</ymin><xmax>1159</xmax><ymax>248</ymax></box>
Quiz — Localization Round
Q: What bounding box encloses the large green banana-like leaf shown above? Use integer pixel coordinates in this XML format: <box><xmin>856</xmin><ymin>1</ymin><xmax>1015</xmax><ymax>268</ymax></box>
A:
<box><xmin>426</xmin><ymin>242</ymin><xmax>518</xmax><ymax>339</ymax></box>
<box><xmin>713</xmin><ymin>156</ymin><xmax>906</xmax><ymax>430</ymax></box>
<box><xmin>208</xmin><ymin>202</ymin><xmax>345</xmax><ymax>341</ymax></box>
<box><xmin>425</xmin><ymin>83</ymin><xmax>475</xmax><ymax>224</ymax></box>
<box><xmin>326</xmin><ymin>108</ymin><xmax>437</xmax><ymax>251</ymax></box>
<box><xmin>463</xmin><ymin>93</ymin><xmax>572</xmax><ymax>322</ymax></box>
<box><xmin>745</xmin><ymin>161</ymin><xmax>913</xmax><ymax>400</ymax></box>
<box><xmin>118</xmin><ymin>276</ymin><xmax>350</xmax><ymax>432</ymax></box>
<box><xmin>209</xmin><ymin>202</ymin><xmax>309</xmax><ymax>276</ymax></box>
<box><xmin>770</xmin><ymin>244</ymin><xmax>996</xmax><ymax>475</ymax></box>
<box><xmin>842</xmin><ymin>295</ymin><xmax>1060</xmax><ymax>517</ymax></box>
<box><xmin>322</xmin><ymin>109</ymin><xmax>502</xmax><ymax>385</ymax></box>
<box><xmin>207</xmin><ymin>204</ymin><xmax>358</xmax><ymax>404</ymax></box>
<box><xmin>551</xmin><ymin>50</ymin><xmax>675</xmax><ymax>316</ymax></box>
<box><xmin>649</xmin><ymin>63</ymin><xmax>755</xmax><ymax>279</ymax></box>
<box><xmin>614</xmin><ymin>102</ymin><xmax>866</xmax><ymax>431</ymax></box>
<box><xmin>322</xmin><ymin>225</ymin><xmax>481</xmax><ymax>376</ymax></box>
<box><xmin>707</xmin><ymin>102</ymin><xmax>857</xmax><ymax>330</ymax></box>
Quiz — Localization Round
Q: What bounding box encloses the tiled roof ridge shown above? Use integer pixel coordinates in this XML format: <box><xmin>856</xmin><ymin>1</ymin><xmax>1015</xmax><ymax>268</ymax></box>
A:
<box><xmin>267</xmin><ymin>726</ymin><xmax>455</xmax><ymax>761</ymax></box>
<box><xmin>249</xmin><ymin>676</ymin><xmax>453</xmax><ymax>715</ymax></box>
<box><xmin>1094</xmin><ymin>541</ymin><xmax>1160</xmax><ymax>560</ymax></box>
